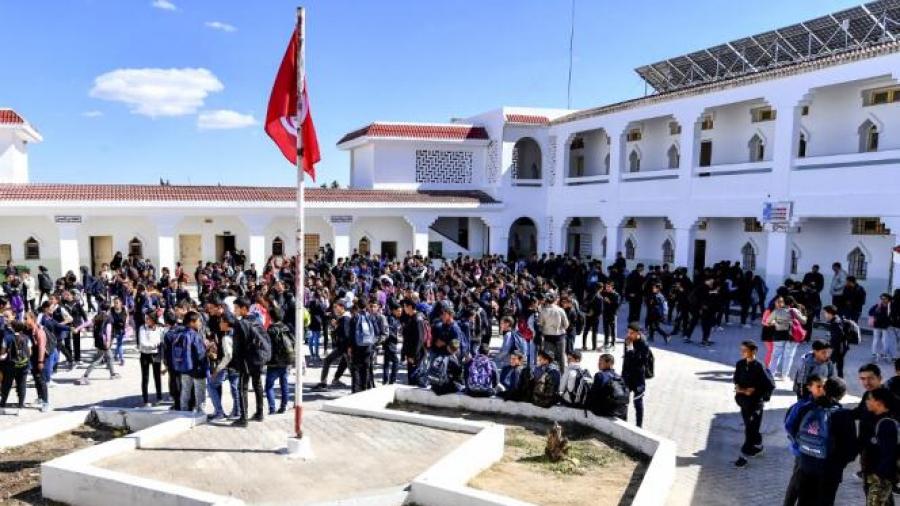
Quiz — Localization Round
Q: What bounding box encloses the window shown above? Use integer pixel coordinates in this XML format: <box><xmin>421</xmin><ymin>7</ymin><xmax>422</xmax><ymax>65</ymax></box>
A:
<box><xmin>848</xmin><ymin>247</ymin><xmax>867</xmax><ymax>280</ymax></box>
<box><xmin>570</xmin><ymin>137</ymin><xmax>584</xmax><ymax>150</ymax></box>
<box><xmin>128</xmin><ymin>237</ymin><xmax>143</xmax><ymax>258</ymax></box>
<box><xmin>626</xmin><ymin>128</ymin><xmax>642</xmax><ymax>142</ymax></box>
<box><xmin>851</xmin><ymin>218</ymin><xmax>890</xmax><ymax>235</ymax></box>
<box><xmin>798</xmin><ymin>134</ymin><xmax>807</xmax><ymax>158</ymax></box>
<box><xmin>801</xmin><ymin>105</ymin><xmax>809</xmax><ymax>116</ymax></box>
<box><xmin>358</xmin><ymin>237</ymin><xmax>370</xmax><ymax>255</ymax></box>
<box><xmin>743</xmin><ymin>218</ymin><xmax>763</xmax><ymax>233</ymax></box>
<box><xmin>741</xmin><ymin>242</ymin><xmax>756</xmax><ymax>271</ymax></box>
<box><xmin>864</xmin><ymin>86</ymin><xmax>900</xmax><ymax>106</ymax></box>
<box><xmin>662</xmin><ymin>239</ymin><xmax>674</xmax><ymax>264</ymax></box>
<box><xmin>790</xmin><ymin>249</ymin><xmax>799</xmax><ymax>275</ymax></box>
<box><xmin>428</xmin><ymin>241</ymin><xmax>443</xmax><ymax>259</ymax></box>
<box><xmin>859</xmin><ymin>120</ymin><xmax>879</xmax><ymax>153</ymax></box>
<box><xmin>700</xmin><ymin>116</ymin><xmax>714</xmax><ymax>130</ymax></box>
<box><xmin>748</xmin><ymin>134</ymin><xmax>765</xmax><ymax>162</ymax></box>
<box><xmin>667</xmin><ymin>145</ymin><xmax>680</xmax><ymax>169</ymax></box>
<box><xmin>751</xmin><ymin>107</ymin><xmax>776</xmax><ymax>123</ymax></box>
<box><xmin>24</xmin><ymin>237</ymin><xmax>39</xmax><ymax>260</ymax></box>
<box><xmin>668</xmin><ymin>122</ymin><xmax>682</xmax><ymax>135</ymax></box>
<box><xmin>628</xmin><ymin>150</ymin><xmax>641</xmax><ymax>172</ymax></box>
<box><xmin>624</xmin><ymin>238</ymin><xmax>636</xmax><ymax>260</ymax></box>
<box><xmin>381</xmin><ymin>241</ymin><xmax>398</xmax><ymax>259</ymax></box>
<box><xmin>304</xmin><ymin>234</ymin><xmax>319</xmax><ymax>260</ymax></box>
<box><xmin>699</xmin><ymin>140</ymin><xmax>713</xmax><ymax>167</ymax></box>
<box><xmin>272</xmin><ymin>236</ymin><xmax>285</xmax><ymax>256</ymax></box>
<box><xmin>574</xmin><ymin>155</ymin><xmax>585</xmax><ymax>177</ymax></box>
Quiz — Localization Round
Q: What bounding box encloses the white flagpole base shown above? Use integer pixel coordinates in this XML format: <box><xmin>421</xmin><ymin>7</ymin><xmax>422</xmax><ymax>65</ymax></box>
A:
<box><xmin>284</xmin><ymin>435</ymin><xmax>314</xmax><ymax>460</ymax></box>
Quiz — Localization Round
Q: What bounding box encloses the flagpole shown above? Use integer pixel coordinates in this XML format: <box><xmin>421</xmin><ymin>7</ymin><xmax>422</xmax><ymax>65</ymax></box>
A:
<box><xmin>293</xmin><ymin>5</ymin><xmax>306</xmax><ymax>442</ymax></box>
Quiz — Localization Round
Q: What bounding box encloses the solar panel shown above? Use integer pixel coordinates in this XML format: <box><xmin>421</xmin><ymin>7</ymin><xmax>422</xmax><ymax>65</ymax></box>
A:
<box><xmin>635</xmin><ymin>1</ymin><xmax>900</xmax><ymax>93</ymax></box>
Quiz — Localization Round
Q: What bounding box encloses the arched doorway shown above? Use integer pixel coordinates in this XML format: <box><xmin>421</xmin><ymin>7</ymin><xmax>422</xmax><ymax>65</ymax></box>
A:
<box><xmin>508</xmin><ymin>217</ymin><xmax>537</xmax><ymax>259</ymax></box>
<box><xmin>512</xmin><ymin>137</ymin><xmax>542</xmax><ymax>181</ymax></box>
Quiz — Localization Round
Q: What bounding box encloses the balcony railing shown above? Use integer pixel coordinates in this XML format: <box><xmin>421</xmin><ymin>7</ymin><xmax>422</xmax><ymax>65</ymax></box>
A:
<box><xmin>564</xmin><ymin>174</ymin><xmax>610</xmax><ymax>185</ymax></box>
<box><xmin>621</xmin><ymin>169</ymin><xmax>679</xmax><ymax>182</ymax></box>
<box><xmin>794</xmin><ymin>149</ymin><xmax>900</xmax><ymax>170</ymax></box>
<box><xmin>512</xmin><ymin>178</ymin><xmax>543</xmax><ymax>187</ymax></box>
<box><xmin>694</xmin><ymin>160</ymin><xmax>771</xmax><ymax>176</ymax></box>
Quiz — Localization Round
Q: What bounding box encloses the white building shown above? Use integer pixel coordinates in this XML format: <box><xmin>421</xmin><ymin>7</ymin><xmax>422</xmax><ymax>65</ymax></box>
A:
<box><xmin>2</xmin><ymin>2</ymin><xmax>900</xmax><ymax>298</ymax></box>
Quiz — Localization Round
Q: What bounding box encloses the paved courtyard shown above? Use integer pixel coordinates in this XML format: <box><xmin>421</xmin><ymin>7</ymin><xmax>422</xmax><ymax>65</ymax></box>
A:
<box><xmin>1</xmin><ymin>314</ymin><xmax>884</xmax><ymax>505</ymax></box>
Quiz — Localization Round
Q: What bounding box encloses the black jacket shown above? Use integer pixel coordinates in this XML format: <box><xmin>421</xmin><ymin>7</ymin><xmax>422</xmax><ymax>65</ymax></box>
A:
<box><xmin>732</xmin><ymin>358</ymin><xmax>772</xmax><ymax>405</ymax></box>
<box><xmin>622</xmin><ymin>338</ymin><xmax>650</xmax><ymax>389</ymax></box>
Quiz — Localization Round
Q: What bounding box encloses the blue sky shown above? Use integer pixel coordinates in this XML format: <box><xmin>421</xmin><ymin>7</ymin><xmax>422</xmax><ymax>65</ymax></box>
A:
<box><xmin>0</xmin><ymin>0</ymin><xmax>861</xmax><ymax>187</ymax></box>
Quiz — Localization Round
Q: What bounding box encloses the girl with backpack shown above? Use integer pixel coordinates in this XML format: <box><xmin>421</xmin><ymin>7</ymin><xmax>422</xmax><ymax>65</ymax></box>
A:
<box><xmin>0</xmin><ymin>322</ymin><xmax>31</xmax><ymax>414</ymax></box>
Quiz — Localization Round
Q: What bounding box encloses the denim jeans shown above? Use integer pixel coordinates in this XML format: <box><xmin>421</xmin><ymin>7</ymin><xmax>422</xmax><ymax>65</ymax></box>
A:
<box><xmin>113</xmin><ymin>331</ymin><xmax>125</xmax><ymax>362</ymax></box>
<box><xmin>180</xmin><ymin>374</ymin><xmax>206</xmax><ymax>413</ymax></box>
<box><xmin>42</xmin><ymin>350</ymin><xmax>58</xmax><ymax>389</ymax></box>
<box><xmin>872</xmin><ymin>328</ymin><xmax>896</xmax><ymax>358</ymax></box>
<box><xmin>207</xmin><ymin>369</ymin><xmax>240</xmax><ymax>417</ymax></box>
<box><xmin>308</xmin><ymin>330</ymin><xmax>321</xmax><ymax>359</ymax></box>
<box><xmin>265</xmin><ymin>366</ymin><xmax>289</xmax><ymax>413</ymax></box>
<box><xmin>770</xmin><ymin>341</ymin><xmax>799</xmax><ymax>378</ymax></box>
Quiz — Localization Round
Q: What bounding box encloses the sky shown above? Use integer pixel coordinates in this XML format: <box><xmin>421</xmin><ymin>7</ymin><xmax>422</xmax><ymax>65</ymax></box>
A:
<box><xmin>0</xmin><ymin>0</ymin><xmax>863</xmax><ymax>188</ymax></box>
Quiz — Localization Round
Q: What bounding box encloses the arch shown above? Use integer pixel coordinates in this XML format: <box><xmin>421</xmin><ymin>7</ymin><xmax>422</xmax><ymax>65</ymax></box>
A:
<box><xmin>748</xmin><ymin>133</ymin><xmax>765</xmax><ymax>162</ymax></box>
<box><xmin>859</xmin><ymin>118</ymin><xmax>879</xmax><ymax>153</ymax></box>
<box><xmin>667</xmin><ymin>144</ymin><xmax>680</xmax><ymax>169</ymax></box>
<box><xmin>508</xmin><ymin>217</ymin><xmax>538</xmax><ymax>260</ymax></box>
<box><xmin>128</xmin><ymin>236</ymin><xmax>144</xmax><ymax>259</ymax></box>
<box><xmin>24</xmin><ymin>236</ymin><xmax>40</xmax><ymax>260</ymax></box>
<box><xmin>848</xmin><ymin>246</ymin><xmax>868</xmax><ymax>279</ymax></box>
<box><xmin>358</xmin><ymin>236</ymin><xmax>371</xmax><ymax>256</ymax></box>
<box><xmin>512</xmin><ymin>137</ymin><xmax>542</xmax><ymax>180</ymax></box>
<box><xmin>271</xmin><ymin>236</ymin><xmax>285</xmax><ymax>257</ymax></box>
<box><xmin>661</xmin><ymin>238</ymin><xmax>674</xmax><ymax>264</ymax></box>
<box><xmin>741</xmin><ymin>241</ymin><xmax>757</xmax><ymax>271</ymax></box>
<box><xmin>624</xmin><ymin>236</ymin><xmax>636</xmax><ymax>260</ymax></box>
<box><xmin>628</xmin><ymin>149</ymin><xmax>641</xmax><ymax>172</ymax></box>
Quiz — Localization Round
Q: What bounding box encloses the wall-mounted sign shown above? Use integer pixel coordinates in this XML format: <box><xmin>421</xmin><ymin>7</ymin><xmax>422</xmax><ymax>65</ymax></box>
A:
<box><xmin>54</xmin><ymin>215</ymin><xmax>82</xmax><ymax>224</ymax></box>
<box><xmin>762</xmin><ymin>201</ymin><xmax>792</xmax><ymax>224</ymax></box>
<box><xmin>330</xmin><ymin>215</ymin><xmax>352</xmax><ymax>224</ymax></box>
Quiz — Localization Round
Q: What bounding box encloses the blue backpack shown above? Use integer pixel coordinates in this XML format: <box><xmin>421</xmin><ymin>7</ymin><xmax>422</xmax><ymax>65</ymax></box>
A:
<box><xmin>355</xmin><ymin>314</ymin><xmax>376</xmax><ymax>347</ymax></box>
<box><xmin>466</xmin><ymin>354</ymin><xmax>496</xmax><ymax>395</ymax></box>
<box><xmin>795</xmin><ymin>405</ymin><xmax>839</xmax><ymax>459</ymax></box>
<box><xmin>170</xmin><ymin>327</ymin><xmax>194</xmax><ymax>374</ymax></box>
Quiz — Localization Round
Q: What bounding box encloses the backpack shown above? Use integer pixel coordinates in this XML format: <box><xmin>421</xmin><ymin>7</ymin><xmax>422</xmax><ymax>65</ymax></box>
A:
<box><xmin>354</xmin><ymin>314</ymin><xmax>376</xmax><ymax>347</ymax></box>
<box><xmin>760</xmin><ymin>366</ymin><xmax>776</xmax><ymax>403</ymax></box>
<box><xmin>531</xmin><ymin>368</ymin><xmax>558</xmax><ymax>408</ymax></box>
<box><xmin>842</xmin><ymin>319</ymin><xmax>860</xmax><ymax>345</ymax></box>
<box><xmin>795</xmin><ymin>405</ymin><xmax>839</xmax><ymax>459</ymax></box>
<box><xmin>10</xmin><ymin>293</ymin><xmax>24</xmax><ymax>314</ymax></box>
<box><xmin>589</xmin><ymin>372</ymin><xmax>629</xmax><ymax>418</ymax></box>
<box><xmin>466</xmin><ymin>354</ymin><xmax>496</xmax><ymax>395</ymax></box>
<box><xmin>426</xmin><ymin>354</ymin><xmax>452</xmax><ymax>387</ymax></box>
<box><xmin>269</xmin><ymin>323</ymin><xmax>295</xmax><ymax>365</ymax></box>
<box><xmin>562</xmin><ymin>368</ymin><xmax>593</xmax><ymax>407</ymax></box>
<box><xmin>245</xmin><ymin>320</ymin><xmax>272</xmax><ymax>366</ymax></box>
<box><xmin>654</xmin><ymin>293</ymin><xmax>668</xmax><ymax>319</ymax></box>
<box><xmin>509</xmin><ymin>331</ymin><xmax>528</xmax><ymax>356</ymax></box>
<box><xmin>516</xmin><ymin>317</ymin><xmax>534</xmax><ymax>342</ymax></box>
<box><xmin>10</xmin><ymin>331</ymin><xmax>31</xmax><ymax>368</ymax></box>
<box><xmin>643</xmin><ymin>347</ymin><xmax>655</xmax><ymax>379</ymax></box>
<box><xmin>872</xmin><ymin>417</ymin><xmax>900</xmax><ymax>484</ymax></box>
<box><xmin>170</xmin><ymin>327</ymin><xmax>195</xmax><ymax>374</ymax></box>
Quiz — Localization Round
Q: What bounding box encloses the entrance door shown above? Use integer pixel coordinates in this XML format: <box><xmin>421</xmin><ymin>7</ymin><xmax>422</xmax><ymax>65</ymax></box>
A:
<box><xmin>215</xmin><ymin>235</ymin><xmax>236</xmax><ymax>262</ymax></box>
<box><xmin>90</xmin><ymin>236</ymin><xmax>113</xmax><ymax>275</ymax></box>
<box><xmin>567</xmin><ymin>233</ymin><xmax>580</xmax><ymax>257</ymax></box>
<box><xmin>179</xmin><ymin>235</ymin><xmax>202</xmax><ymax>280</ymax></box>
<box><xmin>380</xmin><ymin>241</ymin><xmax>397</xmax><ymax>260</ymax></box>
<box><xmin>304</xmin><ymin>234</ymin><xmax>320</xmax><ymax>260</ymax></box>
<box><xmin>0</xmin><ymin>244</ymin><xmax>11</xmax><ymax>267</ymax></box>
<box><xmin>693</xmin><ymin>239</ymin><xmax>707</xmax><ymax>277</ymax></box>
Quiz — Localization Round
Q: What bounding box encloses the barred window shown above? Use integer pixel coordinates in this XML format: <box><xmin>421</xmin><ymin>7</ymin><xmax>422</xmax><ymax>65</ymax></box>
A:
<box><xmin>743</xmin><ymin>218</ymin><xmax>763</xmax><ymax>233</ymax></box>
<box><xmin>24</xmin><ymin>237</ymin><xmax>39</xmax><ymax>260</ymax></box>
<box><xmin>625</xmin><ymin>238</ymin><xmax>636</xmax><ymax>260</ymax></box>
<box><xmin>851</xmin><ymin>218</ymin><xmax>889</xmax><ymax>235</ymax></box>
<box><xmin>128</xmin><ymin>237</ymin><xmax>143</xmax><ymax>259</ymax></box>
<box><xmin>272</xmin><ymin>237</ymin><xmax>285</xmax><ymax>256</ymax></box>
<box><xmin>662</xmin><ymin>239</ymin><xmax>674</xmax><ymax>264</ymax></box>
<box><xmin>848</xmin><ymin>247</ymin><xmax>867</xmax><ymax>280</ymax></box>
<box><xmin>741</xmin><ymin>242</ymin><xmax>756</xmax><ymax>272</ymax></box>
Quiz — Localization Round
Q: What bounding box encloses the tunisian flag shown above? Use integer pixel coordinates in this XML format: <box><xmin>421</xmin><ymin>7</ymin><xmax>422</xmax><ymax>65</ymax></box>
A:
<box><xmin>265</xmin><ymin>27</ymin><xmax>320</xmax><ymax>180</ymax></box>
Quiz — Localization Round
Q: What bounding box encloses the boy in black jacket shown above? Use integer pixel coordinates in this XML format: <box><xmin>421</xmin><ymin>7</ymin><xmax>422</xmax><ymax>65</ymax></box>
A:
<box><xmin>733</xmin><ymin>340</ymin><xmax>775</xmax><ymax>468</ymax></box>
<box><xmin>499</xmin><ymin>350</ymin><xmax>531</xmax><ymax>401</ymax></box>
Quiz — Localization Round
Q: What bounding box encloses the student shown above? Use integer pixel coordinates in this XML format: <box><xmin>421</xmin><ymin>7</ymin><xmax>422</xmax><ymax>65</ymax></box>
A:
<box><xmin>861</xmin><ymin>387</ymin><xmax>898</xmax><ymax>505</ymax></box>
<box><xmin>869</xmin><ymin>293</ymin><xmax>894</xmax><ymax>362</ymax></box>
<box><xmin>559</xmin><ymin>349</ymin><xmax>589</xmax><ymax>406</ymax></box>
<box><xmin>538</xmin><ymin>293</ymin><xmax>568</xmax><ymax>369</ymax></box>
<box><xmin>465</xmin><ymin>343</ymin><xmax>499</xmax><ymax>397</ymax></box>
<box><xmin>531</xmin><ymin>350</ymin><xmax>561</xmax><ymax>408</ymax></box>
<box><xmin>582</xmin><ymin>285</ymin><xmax>603</xmax><ymax>351</ymax></box>
<box><xmin>822</xmin><ymin>305</ymin><xmax>850</xmax><ymax>378</ymax></box>
<box><xmin>316</xmin><ymin>300</ymin><xmax>351</xmax><ymax>390</ymax></box>
<box><xmin>77</xmin><ymin>307</ymin><xmax>121</xmax><ymax>385</ymax></box>
<box><xmin>265</xmin><ymin>307</ymin><xmax>294</xmax><ymax>415</ymax></box>
<box><xmin>498</xmin><ymin>350</ymin><xmax>531</xmax><ymax>402</ymax></box>
<box><xmin>233</xmin><ymin>299</ymin><xmax>269</xmax><ymax>424</ymax></box>
<box><xmin>792</xmin><ymin>340</ymin><xmax>837</xmax><ymax>400</ymax></box>
<box><xmin>645</xmin><ymin>283</ymin><xmax>671</xmax><ymax>344</ymax></box>
<box><xmin>766</xmin><ymin>295</ymin><xmax>806</xmax><ymax>380</ymax></box>
<box><xmin>208</xmin><ymin>312</ymin><xmax>236</xmax><ymax>421</ymax></box>
<box><xmin>0</xmin><ymin>321</ymin><xmax>30</xmax><ymax>415</ymax></box>
<box><xmin>382</xmin><ymin>301</ymin><xmax>402</xmax><ymax>385</ymax></box>
<box><xmin>588</xmin><ymin>353</ymin><xmax>628</xmax><ymax>420</ymax></box>
<box><xmin>350</xmin><ymin>300</ymin><xmax>377</xmax><ymax>393</ymax></box>
<box><xmin>622</xmin><ymin>323</ymin><xmax>652</xmax><ymax>427</ymax></box>
<box><xmin>136</xmin><ymin>310</ymin><xmax>164</xmax><ymax>406</ymax></box>
<box><xmin>178</xmin><ymin>311</ymin><xmax>208</xmax><ymax>417</ymax></box>
<box><xmin>732</xmin><ymin>340</ymin><xmax>775</xmax><ymax>468</ymax></box>
<box><xmin>400</xmin><ymin>298</ymin><xmax>428</xmax><ymax>385</ymax></box>
<box><xmin>600</xmin><ymin>281</ymin><xmax>621</xmax><ymax>351</ymax></box>
<box><xmin>426</xmin><ymin>335</ymin><xmax>463</xmax><ymax>396</ymax></box>
<box><xmin>496</xmin><ymin>316</ymin><xmax>526</xmax><ymax>370</ymax></box>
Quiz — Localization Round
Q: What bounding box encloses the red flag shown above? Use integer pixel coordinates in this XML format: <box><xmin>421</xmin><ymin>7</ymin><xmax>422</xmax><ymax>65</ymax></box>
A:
<box><xmin>265</xmin><ymin>27</ymin><xmax>320</xmax><ymax>180</ymax></box>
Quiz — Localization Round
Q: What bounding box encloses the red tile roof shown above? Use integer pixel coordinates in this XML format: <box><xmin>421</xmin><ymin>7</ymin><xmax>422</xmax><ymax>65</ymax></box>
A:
<box><xmin>0</xmin><ymin>184</ymin><xmax>499</xmax><ymax>204</ymax></box>
<box><xmin>0</xmin><ymin>109</ymin><xmax>25</xmax><ymax>125</ymax></box>
<box><xmin>505</xmin><ymin>114</ymin><xmax>549</xmax><ymax>125</ymax></box>
<box><xmin>337</xmin><ymin>123</ymin><xmax>489</xmax><ymax>145</ymax></box>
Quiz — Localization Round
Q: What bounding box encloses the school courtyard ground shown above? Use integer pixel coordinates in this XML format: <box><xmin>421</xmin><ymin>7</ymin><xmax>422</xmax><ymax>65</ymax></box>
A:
<box><xmin>1</xmin><ymin>317</ymin><xmax>874</xmax><ymax>505</ymax></box>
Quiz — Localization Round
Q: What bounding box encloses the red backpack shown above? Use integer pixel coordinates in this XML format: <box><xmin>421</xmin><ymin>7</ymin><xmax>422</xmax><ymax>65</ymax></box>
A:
<box><xmin>516</xmin><ymin>317</ymin><xmax>534</xmax><ymax>342</ymax></box>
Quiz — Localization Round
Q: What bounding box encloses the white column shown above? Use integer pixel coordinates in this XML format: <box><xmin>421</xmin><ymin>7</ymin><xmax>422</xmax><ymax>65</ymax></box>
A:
<box><xmin>405</xmin><ymin>215</ymin><xmax>435</xmax><ymax>258</ymax></box>
<box><xmin>673</xmin><ymin>226</ymin><xmax>696</xmax><ymax>271</ymax></box>
<box><xmin>330</xmin><ymin>218</ymin><xmax>352</xmax><ymax>261</ymax></box>
<box><xmin>589</xmin><ymin>218</ymin><xmax>605</xmax><ymax>260</ymax></box>
<box><xmin>764</xmin><ymin>228</ymin><xmax>792</xmax><ymax>290</ymax></box>
<box><xmin>883</xmin><ymin>218</ymin><xmax>900</xmax><ymax>291</ymax></box>
<box><xmin>672</xmin><ymin>107</ymin><xmax>703</xmax><ymax>198</ymax></box>
<box><xmin>485</xmin><ymin>218</ymin><xmax>509</xmax><ymax>257</ymax></box>
<box><xmin>241</xmin><ymin>216</ymin><xmax>271</xmax><ymax>271</ymax></box>
<box><xmin>154</xmin><ymin>217</ymin><xmax>179</xmax><ymax>276</ymax></box>
<box><xmin>768</xmin><ymin>94</ymin><xmax>804</xmax><ymax>200</ymax></box>
<box><xmin>603</xmin><ymin>216</ymin><xmax>623</xmax><ymax>268</ymax></box>
<box><xmin>57</xmin><ymin>223</ymin><xmax>80</xmax><ymax>277</ymax></box>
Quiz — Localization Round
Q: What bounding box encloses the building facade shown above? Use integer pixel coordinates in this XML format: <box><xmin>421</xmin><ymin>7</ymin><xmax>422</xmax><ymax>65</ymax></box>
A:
<box><xmin>2</xmin><ymin>2</ymin><xmax>900</xmax><ymax>298</ymax></box>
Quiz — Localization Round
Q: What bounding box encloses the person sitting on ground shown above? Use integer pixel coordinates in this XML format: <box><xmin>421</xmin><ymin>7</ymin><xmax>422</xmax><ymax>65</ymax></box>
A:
<box><xmin>531</xmin><ymin>349</ymin><xmax>561</xmax><ymax>408</ymax></box>
<box><xmin>496</xmin><ymin>316</ymin><xmax>525</xmax><ymax>370</ymax></box>
<box><xmin>793</xmin><ymin>340</ymin><xmax>837</xmax><ymax>400</ymax></box>
<box><xmin>498</xmin><ymin>350</ymin><xmax>531</xmax><ymax>401</ymax></box>
<box><xmin>587</xmin><ymin>353</ymin><xmax>629</xmax><ymax>420</ymax></box>
<box><xmin>559</xmin><ymin>349</ymin><xmax>590</xmax><ymax>406</ymax></box>
<box><xmin>465</xmin><ymin>343</ymin><xmax>499</xmax><ymax>397</ymax></box>
<box><xmin>426</xmin><ymin>335</ymin><xmax>463</xmax><ymax>396</ymax></box>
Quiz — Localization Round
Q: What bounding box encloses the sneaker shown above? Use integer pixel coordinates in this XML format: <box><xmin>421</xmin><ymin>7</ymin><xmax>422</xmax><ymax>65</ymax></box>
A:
<box><xmin>716</xmin><ymin>326</ymin><xmax>725</xmax><ymax>331</ymax></box>
<box><xmin>268</xmin><ymin>410</ymin><xmax>276</xmax><ymax>416</ymax></box>
<box><xmin>314</xmin><ymin>382</ymin><xmax>328</xmax><ymax>390</ymax></box>
<box><xmin>664</xmin><ymin>335</ymin><xmax>671</xmax><ymax>344</ymax></box>
<box><xmin>110</xmin><ymin>373</ymin><xmax>122</xmax><ymax>380</ymax></box>
<box><xmin>142</xmin><ymin>403</ymin><xmax>153</xmax><ymax>408</ymax></box>
<box><xmin>231</xmin><ymin>419</ymin><xmax>248</xmax><ymax>428</ymax></box>
<box><xmin>742</xmin><ymin>324</ymin><xmax>751</xmax><ymax>329</ymax></box>
<box><xmin>40</xmin><ymin>402</ymin><xmax>51</xmax><ymax>413</ymax></box>
<box><xmin>207</xmin><ymin>413</ymin><xmax>226</xmax><ymax>422</ymax></box>
<box><xmin>251</xmin><ymin>413</ymin><xmax>264</xmax><ymax>422</ymax></box>
<box><xmin>330</xmin><ymin>380</ymin><xmax>346</xmax><ymax>388</ymax></box>
<box><xmin>76</xmin><ymin>377</ymin><xmax>90</xmax><ymax>385</ymax></box>
<box><xmin>705</xmin><ymin>340</ymin><xmax>716</xmax><ymax>346</ymax></box>
<box><xmin>277</xmin><ymin>406</ymin><xmax>287</xmax><ymax>414</ymax></box>
<box><xmin>734</xmin><ymin>456</ymin><xmax>748</xmax><ymax>468</ymax></box>
<box><xmin>749</xmin><ymin>445</ymin><xmax>764</xmax><ymax>457</ymax></box>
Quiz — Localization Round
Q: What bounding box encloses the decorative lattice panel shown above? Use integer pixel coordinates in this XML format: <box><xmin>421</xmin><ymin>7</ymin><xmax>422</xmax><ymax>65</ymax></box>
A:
<box><xmin>547</xmin><ymin>135</ymin><xmax>557</xmax><ymax>186</ymax></box>
<box><xmin>415</xmin><ymin>150</ymin><xmax>473</xmax><ymax>184</ymax></box>
<box><xmin>487</xmin><ymin>141</ymin><xmax>500</xmax><ymax>184</ymax></box>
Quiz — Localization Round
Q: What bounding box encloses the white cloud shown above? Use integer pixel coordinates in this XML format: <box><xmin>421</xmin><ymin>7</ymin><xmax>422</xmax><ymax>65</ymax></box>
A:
<box><xmin>151</xmin><ymin>0</ymin><xmax>177</xmax><ymax>11</ymax></box>
<box><xmin>89</xmin><ymin>68</ymin><xmax>224</xmax><ymax>117</ymax></box>
<box><xmin>205</xmin><ymin>21</ymin><xmax>236</xmax><ymax>32</ymax></box>
<box><xmin>82</xmin><ymin>110</ymin><xmax>103</xmax><ymax>118</ymax></box>
<box><xmin>197</xmin><ymin>110</ymin><xmax>257</xmax><ymax>130</ymax></box>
